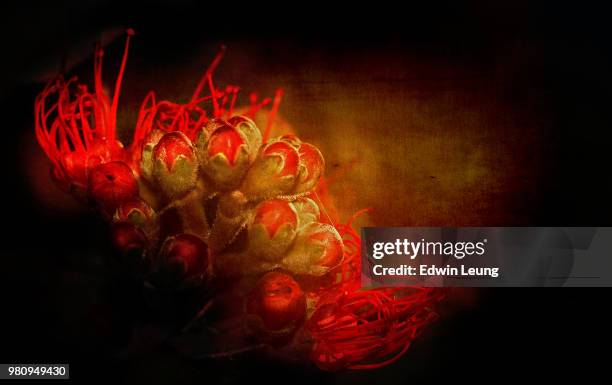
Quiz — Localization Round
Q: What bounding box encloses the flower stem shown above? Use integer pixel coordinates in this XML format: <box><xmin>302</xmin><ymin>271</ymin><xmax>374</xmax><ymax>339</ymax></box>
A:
<box><xmin>175</xmin><ymin>184</ymin><xmax>210</xmax><ymax>239</ymax></box>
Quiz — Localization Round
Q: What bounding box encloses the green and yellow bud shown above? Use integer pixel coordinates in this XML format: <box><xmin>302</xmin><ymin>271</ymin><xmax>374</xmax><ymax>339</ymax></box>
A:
<box><xmin>291</xmin><ymin>197</ymin><xmax>320</xmax><ymax>228</ymax></box>
<box><xmin>281</xmin><ymin>222</ymin><xmax>344</xmax><ymax>276</ymax></box>
<box><xmin>196</xmin><ymin>116</ymin><xmax>261</xmax><ymax>191</ymax></box>
<box><xmin>241</xmin><ymin>140</ymin><xmax>299</xmax><ymax>201</ymax></box>
<box><xmin>152</xmin><ymin>132</ymin><xmax>199</xmax><ymax>199</ymax></box>
<box><xmin>248</xmin><ymin>199</ymin><xmax>298</xmax><ymax>262</ymax></box>
<box><xmin>139</xmin><ymin>129</ymin><xmax>165</xmax><ymax>182</ymax></box>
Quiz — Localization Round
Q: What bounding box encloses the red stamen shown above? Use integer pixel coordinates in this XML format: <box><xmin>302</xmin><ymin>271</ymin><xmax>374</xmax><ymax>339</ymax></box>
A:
<box><xmin>109</xmin><ymin>29</ymin><xmax>135</xmax><ymax>141</ymax></box>
<box><xmin>307</xmin><ymin>288</ymin><xmax>442</xmax><ymax>370</ymax></box>
<box><xmin>191</xmin><ymin>45</ymin><xmax>226</xmax><ymax>104</ymax></box>
<box><xmin>228</xmin><ymin>86</ymin><xmax>239</xmax><ymax>118</ymax></box>
<box><xmin>263</xmin><ymin>88</ymin><xmax>284</xmax><ymax>142</ymax></box>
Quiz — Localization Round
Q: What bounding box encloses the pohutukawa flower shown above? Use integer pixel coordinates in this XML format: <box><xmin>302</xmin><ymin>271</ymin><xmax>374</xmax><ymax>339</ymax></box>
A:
<box><xmin>248</xmin><ymin>199</ymin><xmax>298</xmax><ymax>262</ymax></box>
<box><xmin>241</xmin><ymin>140</ymin><xmax>299</xmax><ymax>200</ymax></box>
<box><xmin>247</xmin><ymin>271</ymin><xmax>306</xmax><ymax>331</ymax></box>
<box><xmin>196</xmin><ymin>116</ymin><xmax>261</xmax><ymax>191</ymax></box>
<box><xmin>281</xmin><ymin>222</ymin><xmax>344</xmax><ymax>276</ymax></box>
<box><xmin>33</xmin><ymin>30</ymin><xmax>444</xmax><ymax>371</ymax></box>
<box><xmin>35</xmin><ymin>31</ymin><xmax>133</xmax><ymax>198</ymax></box>
<box><xmin>114</xmin><ymin>197</ymin><xmax>155</xmax><ymax>227</ymax></box>
<box><xmin>110</xmin><ymin>221</ymin><xmax>148</xmax><ymax>258</ymax></box>
<box><xmin>152</xmin><ymin>132</ymin><xmax>199</xmax><ymax>199</ymax></box>
<box><xmin>291</xmin><ymin>197</ymin><xmax>321</xmax><ymax>227</ymax></box>
<box><xmin>88</xmin><ymin>161</ymin><xmax>138</xmax><ymax>215</ymax></box>
<box><xmin>154</xmin><ymin>233</ymin><xmax>209</xmax><ymax>287</ymax></box>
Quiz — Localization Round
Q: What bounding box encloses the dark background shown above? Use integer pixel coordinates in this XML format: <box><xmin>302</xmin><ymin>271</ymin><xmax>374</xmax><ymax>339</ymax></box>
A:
<box><xmin>1</xmin><ymin>1</ymin><xmax>610</xmax><ymax>383</ymax></box>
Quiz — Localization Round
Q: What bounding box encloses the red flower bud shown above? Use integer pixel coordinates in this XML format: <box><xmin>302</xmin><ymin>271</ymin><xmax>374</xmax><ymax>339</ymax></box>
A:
<box><xmin>294</xmin><ymin>143</ymin><xmax>324</xmax><ymax>194</ymax></box>
<box><xmin>110</xmin><ymin>221</ymin><xmax>150</xmax><ymax>274</ymax></box>
<box><xmin>110</xmin><ymin>221</ymin><xmax>147</xmax><ymax>256</ymax></box>
<box><xmin>114</xmin><ymin>197</ymin><xmax>155</xmax><ymax>227</ymax></box>
<box><xmin>291</xmin><ymin>197</ymin><xmax>321</xmax><ymax>227</ymax></box>
<box><xmin>308</xmin><ymin>227</ymin><xmax>344</xmax><ymax>269</ymax></box>
<box><xmin>241</xmin><ymin>140</ymin><xmax>299</xmax><ymax>200</ymax></box>
<box><xmin>264</xmin><ymin>141</ymin><xmax>299</xmax><ymax>177</ymax></box>
<box><xmin>247</xmin><ymin>272</ymin><xmax>306</xmax><ymax>331</ymax></box>
<box><xmin>155</xmin><ymin>233</ymin><xmax>209</xmax><ymax>287</ymax></box>
<box><xmin>248</xmin><ymin>199</ymin><xmax>298</xmax><ymax>261</ymax></box>
<box><xmin>152</xmin><ymin>132</ymin><xmax>198</xmax><ymax>199</ymax></box>
<box><xmin>281</xmin><ymin>222</ymin><xmax>344</xmax><ymax>276</ymax></box>
<box><xmin>196</xmin><ymin>116</ymin><xmax>261</xmax><ymax>191</ymax></box>
<box><xmin>208</xmin><ymin>126</ymin><xmax>244</xmax><ymax>164</ymax></box>
<box><xmin>154</xmin><ymin>132</ymin><xmax>194</xmax><ymax>170</ymax></box>
<box><xmin>88</xmin><ymin>161</ymin><xmax>138</xmax><ymax>215</ymax></box>
<box><xmin>139</xmin><ymin>129</ymin><xmax>165</xmax><ymax>181</ymax></box>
